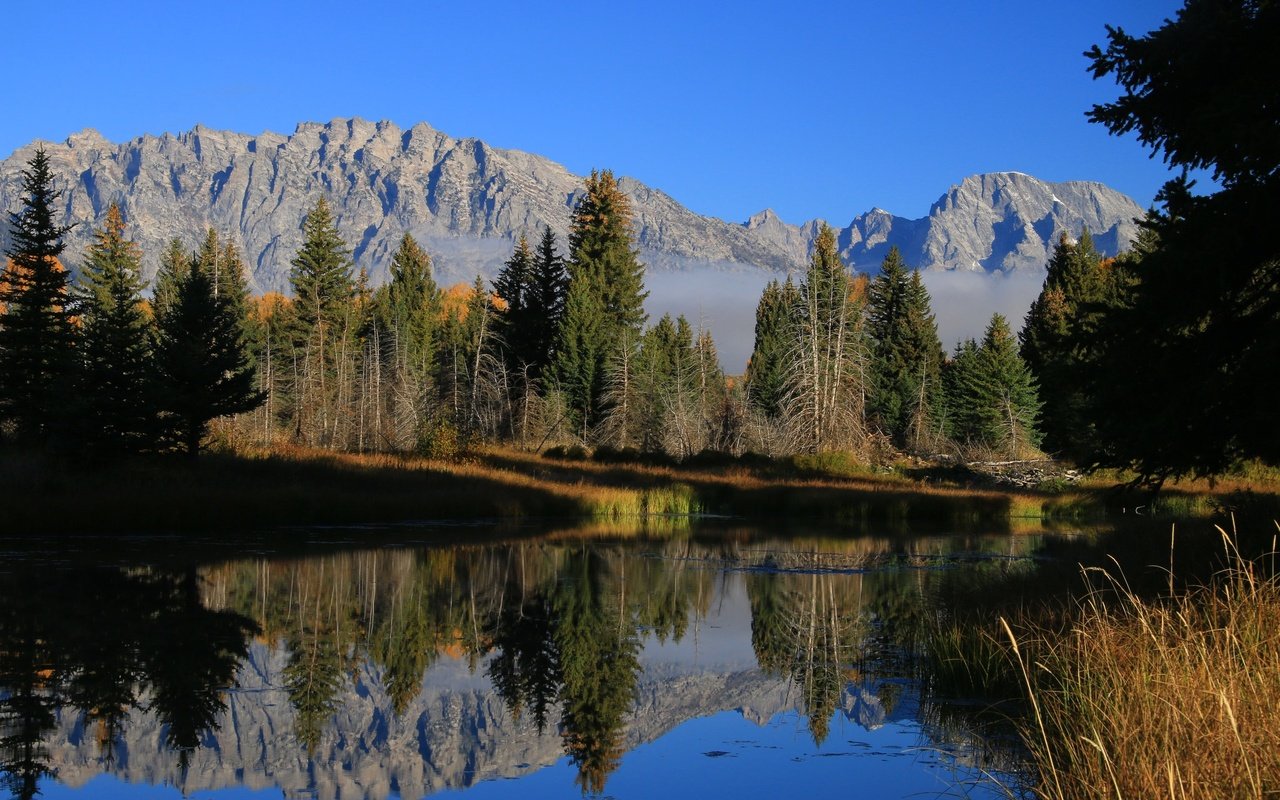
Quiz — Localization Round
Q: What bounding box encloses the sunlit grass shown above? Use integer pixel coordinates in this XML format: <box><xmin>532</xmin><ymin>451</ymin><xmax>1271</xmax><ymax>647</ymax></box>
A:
<box><xmin>1004</xmin><ymin>528</ymin><xmax>1280</xmax><ymax>799</ymax></box>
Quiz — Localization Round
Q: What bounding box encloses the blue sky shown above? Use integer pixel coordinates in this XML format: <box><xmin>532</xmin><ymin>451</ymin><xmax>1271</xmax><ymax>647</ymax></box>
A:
<box><xmin>4</xmin><ymin>1</ymin><xmax>1183</xmax><ymax>225</ymax></box>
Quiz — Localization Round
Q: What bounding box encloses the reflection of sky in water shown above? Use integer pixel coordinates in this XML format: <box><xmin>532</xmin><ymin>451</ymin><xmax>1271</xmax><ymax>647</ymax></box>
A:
<box><xmin>637</xmin><ymin>576</ymin><xmax>757</xmax><ymax>670</ymax></box>
<box><xmin>449</xmin><ymin>709</ymin><xmax>1012</xmax><ymax>800</ymax></box>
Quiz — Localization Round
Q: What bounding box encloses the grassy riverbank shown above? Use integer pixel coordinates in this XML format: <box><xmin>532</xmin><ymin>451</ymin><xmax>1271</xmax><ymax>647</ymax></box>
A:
<box><xmin>910</xmin><ymin>523</ymin><xmax>1280</xmax><ymax>799</ymax></box>
<box><xmin>1014</xmin><ymin>544</ymin><xmax>1280</xmax><ymax>799</ymax></box>
<box><xmin>4</xmin><ymin>444</ymin><xmax>1275</xmax><ymax>534</ymax></box>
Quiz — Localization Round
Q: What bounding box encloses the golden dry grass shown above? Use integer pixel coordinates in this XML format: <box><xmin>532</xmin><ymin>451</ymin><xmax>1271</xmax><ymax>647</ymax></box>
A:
<box><xmin>1007</xmin><ymin>529</ymin><xmax>1280</xmax><ymax>800</ymax></box>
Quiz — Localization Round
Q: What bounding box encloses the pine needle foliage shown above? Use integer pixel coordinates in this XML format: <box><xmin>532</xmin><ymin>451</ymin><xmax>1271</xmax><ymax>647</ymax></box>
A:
<box><xmin>867</xmin><ymin>247</ymin><xmax>945</xmax><ymax>447</ymax></box>
<box><xmin>153</xmin><ymin>264</ymin><xmax>264</xmax><ymax>456</ymax></box>
<box><xmin>74</xmin><ymin>204</ymin><xmax>156</xmax><ymax>453</ymax></box>
<box><xmin>555</xmin><ymin>170</ymin><xmax>647</xmax><ymax>434</ymax></box>
<box><xmin>746</xmin><ymin>277</ymin><xmax>799</xmax><ymax>418</ymax></box>
<box><xmin>946</xmin><ymin>314</ymin><xmax>1042</xmax><ymax>457</ymax></box>
<box><xmin>784</xmin><ymin>224</ymin><xmax>868</xmax><ymax>453</ymax></box>
<box><xmin>1020</xmin><ymin>230</ymin><xmax>1109</xmax><ymax>459</ymax></box>
<box><xmin>0</xmin><ymin>147</ymin><xmax>77</xmax><ymax>445</ymax></box>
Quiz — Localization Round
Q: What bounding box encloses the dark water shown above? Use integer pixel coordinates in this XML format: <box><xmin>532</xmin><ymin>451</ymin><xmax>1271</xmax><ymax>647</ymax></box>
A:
<box><xmin>0</xmin><ymin>522</ymin><xmax>1054</xmax><ymax>799</ymax></box>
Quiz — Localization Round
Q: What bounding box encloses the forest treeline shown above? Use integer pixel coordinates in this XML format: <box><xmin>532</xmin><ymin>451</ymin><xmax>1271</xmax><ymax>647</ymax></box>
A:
<box><xmin>0</xmin><ymin>158</ymin><xmax>1050</xmax><ymax>466</ymax></box>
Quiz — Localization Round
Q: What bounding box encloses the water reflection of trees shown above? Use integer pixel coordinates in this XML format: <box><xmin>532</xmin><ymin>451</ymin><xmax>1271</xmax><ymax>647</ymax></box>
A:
<box><xmin>0</xmin><ymin>565</ymin><xmax>257</xmax><ymax>798</ymax></box>
<box><xmin>205</xmin><ymin>539</ymin><xmax>718</xmax><ymax>793</ymax></box>
<box><xmin>0</xmin><ymin>531</ymin><xmax>1042</xmax><ymax>798</ymax></box>
<box><xmin>748</xmin><ymin>565</ymin><xmax>914</xmax><ymax>744</ymax></box>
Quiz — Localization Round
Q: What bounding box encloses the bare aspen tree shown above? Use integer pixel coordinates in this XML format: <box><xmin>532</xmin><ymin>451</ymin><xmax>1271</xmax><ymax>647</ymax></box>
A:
<box><xmin>781</xmin><ymin>224</ymin><xmax>869</xmax><ymax>454</ymax></box>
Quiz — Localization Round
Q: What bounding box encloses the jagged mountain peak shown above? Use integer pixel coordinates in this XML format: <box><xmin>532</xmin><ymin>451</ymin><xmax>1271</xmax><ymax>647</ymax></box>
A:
<box><xmin>745</xmin><ymin>208</ymin><xmax>783</xmax><ymax>227</ymax></box>
<box><xmin>0</xmin><ymin>120</ymin><xmax>1143</xmax><ymax>295</ymax></box>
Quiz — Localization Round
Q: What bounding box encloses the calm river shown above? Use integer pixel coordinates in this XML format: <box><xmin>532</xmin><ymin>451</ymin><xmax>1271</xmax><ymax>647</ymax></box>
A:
<box><xmin>0</xmin><ymin>521</ymin><xmax>1054</xmax><ymax>799</ymax></box>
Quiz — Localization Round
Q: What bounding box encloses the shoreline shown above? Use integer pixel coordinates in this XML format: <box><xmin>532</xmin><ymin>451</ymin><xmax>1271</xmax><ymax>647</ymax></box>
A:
<box><xmin>11</xmin><ymin>445</ymin><xmax>1272</xmax><ymax>536</ymax></box>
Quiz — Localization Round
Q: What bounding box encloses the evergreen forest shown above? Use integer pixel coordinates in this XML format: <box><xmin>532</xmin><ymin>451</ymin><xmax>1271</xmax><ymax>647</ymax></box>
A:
<box><xmin>0</xmin><ymin>164</ymin><xmax>1073</xmax><ymax>473</ymax></box>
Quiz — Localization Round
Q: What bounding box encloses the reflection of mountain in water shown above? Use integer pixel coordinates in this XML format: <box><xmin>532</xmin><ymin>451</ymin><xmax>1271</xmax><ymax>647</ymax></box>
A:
<box><xmin>4</xmin><ymin>532</ymin><xmax>1034</xmax><ymax>799</ymax></box>
<box><xmin>43</xmin><ymin>645</ymin><xmax>899</xmax><ymax>799</ymax></box>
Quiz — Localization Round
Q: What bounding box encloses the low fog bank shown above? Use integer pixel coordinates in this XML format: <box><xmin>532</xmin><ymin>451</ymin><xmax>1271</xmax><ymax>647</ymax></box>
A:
<box><xmin>645</xmin><ymin>268</ymin><xmax>1047</xmax><ymax>374</ymax></box>
<box><xmin>645</xmin><ymin>269</ymin><xmax>775</xmax><ymax>374</ymax></box>
<box><xmin>919</xmin><ymin>269</ymin><xmax>1045</xmax><ymax>352</ymax></box>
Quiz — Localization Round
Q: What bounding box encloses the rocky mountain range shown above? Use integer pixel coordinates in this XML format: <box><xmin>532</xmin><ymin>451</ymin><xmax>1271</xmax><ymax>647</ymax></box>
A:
<box><xmin>0</xmin><ymin>118</ymin><xmax>1144</xmax><ymax>295</ymax></box>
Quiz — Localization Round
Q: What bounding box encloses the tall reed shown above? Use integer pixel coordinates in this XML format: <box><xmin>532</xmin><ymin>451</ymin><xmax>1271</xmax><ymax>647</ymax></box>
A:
<box><xmin>1005</xmin><ymin>527</ymin><xmax>1280</xmax><ymax>799</ymax></box>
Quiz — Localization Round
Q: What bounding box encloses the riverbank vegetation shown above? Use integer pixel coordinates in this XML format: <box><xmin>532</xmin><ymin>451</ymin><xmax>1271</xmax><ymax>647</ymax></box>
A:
<box><xmin>912</xmin><ymin>521</ymin><xmax>1280</xmax><ymax>800</ymax></box>
<box><xmin>4</xmin><ymin>437</ymin><xmax>1275</xmax><ymax>536</ymax></box>
<box><xmin>1</xmin><ymin>149</ymin><xmax>1274</xmax><ymax>534</ymax></box>
<box><xmin>1017</xmin><ymin>540</ymin><xmax>1280</xmax><ymax>799</ymax></box>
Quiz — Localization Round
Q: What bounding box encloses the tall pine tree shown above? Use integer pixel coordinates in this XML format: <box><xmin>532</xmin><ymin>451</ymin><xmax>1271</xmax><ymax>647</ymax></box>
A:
<box><xmin>942</xmin><ymin>338</ymin><xmax>982</xmax><ymax>445</ymax></box>
<box><xmin>946</xmin><ymin>314</ymin><xmax>1042</xmax><ymax>457</ymax></box>
<box><xmin>153</xmin><ymin>263</ymin><xmax>264</xmax><ymax>456</ymax></box>
<box><xmin>746</xmin><ymin>277</ymin><xmax>798</xmax><ymax>418</ymax></box>
<box><xmin>493</xmin><ymin>234</ymin><xmax>536</xmax><ymax>376</ymax></box>
<box><xmin>152</xmin><ymin>238</ymin><xmax>190</xmax><ymax>321</ymax></box>
<box><xmin>0</xmin><ymin>147</ymin><xmax>76</xmax><ymax>445</ymax></box>
<box><xmin>288</xmin><ymin>198</ymin><xmax>355</xmax><ymax>446</ymax></box>
<box><xmin>788</xmin><ymin>223</ymin><xmax>867</xmax><ymax>452</ymax></box>
<box><xmin>554</xmin><ymin>171</ymin><xmax>647</xmax><ymax>433</ymax></box>
<box><xmin>526</xmin><ymin>226</ymin><xmax>568</xmax><ymax>380</ymax></box>
<box><xmin>377</xmin><ymin>232</ymin><xmax>438</xmax><ymax>384</ymax></box>
<box><xmin>1083</xmin><ymin>1</ymin><xmax>1280</xmax><ymax>480</ymax></box>
<box><xmin>1020</xmin><ymin>230</ymin><xmax>1107</xmax><ymax>460</ymax></box>
<box><xmin>194</xmin><ymin>228</ymin><xmax>250</xmax><ymax>312</ymax></box>
<box><xmin>74</xmin><ymin>203</ymin><xmax>156</xmax><ymax>454</ymax></box>
<box><xmin>867</xmin><ymin>247</ymin><xmax>944</xmax><ymax>446</ymax></box>
<box><xmin>290</xmin><ymin>198</ymin><xmax>354</xmax><ymax>334</ymax></box>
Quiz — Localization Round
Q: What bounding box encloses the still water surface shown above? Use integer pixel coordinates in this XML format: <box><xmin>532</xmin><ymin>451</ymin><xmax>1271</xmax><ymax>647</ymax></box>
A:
<box><xmin>0</xmin><ymin>522</ymin><xmax>1050</xmax><ymax>799</ymax></box>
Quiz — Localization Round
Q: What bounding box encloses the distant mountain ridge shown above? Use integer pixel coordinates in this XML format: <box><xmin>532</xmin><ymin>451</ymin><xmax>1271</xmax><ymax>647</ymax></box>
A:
<box><xmin>0</xmin><ymin>118</ymin><xmax>1144</xmax><ymax>292</ymax></box>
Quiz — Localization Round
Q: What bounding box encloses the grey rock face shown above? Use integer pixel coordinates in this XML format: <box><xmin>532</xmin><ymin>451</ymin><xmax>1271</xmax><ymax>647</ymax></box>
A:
<box><xmin>0</xmin><ymin>119</ymin><xmax>1143</xmax><ymax>293</ymax></box>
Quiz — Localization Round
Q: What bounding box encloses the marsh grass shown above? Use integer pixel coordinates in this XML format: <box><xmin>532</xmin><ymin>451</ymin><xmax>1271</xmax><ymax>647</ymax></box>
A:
<box><xmin>1005</xmin><ymin>527</ymin><xmax>1280</xmax><ymax>799</ymax></box>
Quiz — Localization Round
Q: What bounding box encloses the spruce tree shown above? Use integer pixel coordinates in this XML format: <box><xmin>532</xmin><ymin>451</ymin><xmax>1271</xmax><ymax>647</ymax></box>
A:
<box><xmin>1020</xmin><ymin>230</ymin><xmax>1106</xmax><ymax>459</ymax></box>
<box><xmin>288</xmin><ymin>198</ymin><xmax>354</xmax><ymax>446</ymax></box>
<box><xmin>971</xmin><ymin>314</ymin><xmax>1042</xmax><ymax>457</ymax></box>
<box><xmin>942</xmin><ymin>338</ymin><xmax>983</xmax><ymax>445</ymax></box>
<box><xmin>0</xmin><ymin>147</ymin><xmax>77</xmax><ymax>445</ymax></box>
<box><xmin>554</xmin><ymin>278</ymin><xmax>605</xmax><ymax>435</ymax></box>
<box><xmin>1084</xmin><ymin>1</ymin><xmax>1280</xmax><ymax>479</ymax></box>
<box><xmin>493</xmin><ymin>234</ymin><xmax>535</xmax><ymax>375</ymax></box>
<box><xmin>900</xmin><ymin>270</ymin><xmax>946</xmax><ymax>447</ymax></box>
<box><xmin>194</xmin><ymin>228</ymin><xmax>249</xmax><ymax>311</ymax></box>
<box><xmin>152</xmin><ymin>238</ymin><xmax>190</xmax><ymax>321</ymax></box>
<box><xmin>554</xmin><ymin>170</ymin><xmax>647</xmax><ymax>432</ymax></box>
<box><xmin>867</xmin><ymin>247</ymin><xmax>944</xmax><ymax>445</ymax></box>
<box><xmin>746</xmin><ymin>278</ymin><xmax>798</xmax><ymax>418</ymax></box>
<box><xmin>692</xmin><ymin>326</ymin><xmax>727</xmax><ymax>452</ymax></box>
<box><xmin>290</xmin><ymin>198</ymin><xmax>354</xmax><ymax>332</ymax></box>
<box><xmin>74</xmin><ymin>204</ymin><xmax>156</xmax><ymax>454</ymax></box>
<box><xmin>378</xmin><ymin>232</ymin><xmax>439</xmax><ymax>383</ymax></box>
<box><xmin>789</xmin><ymin>223</ymin><xmax>867</xmax><ymax>452</ymax></box>
<box><xmin>527</xmin><ymin>226</ymin><xmax>568</xmax><ymax>379</ymax></box>
<box><xmin>153</xmin><ymin>263</ymin><xmax>264</xmax><ymax>456</ymax></box>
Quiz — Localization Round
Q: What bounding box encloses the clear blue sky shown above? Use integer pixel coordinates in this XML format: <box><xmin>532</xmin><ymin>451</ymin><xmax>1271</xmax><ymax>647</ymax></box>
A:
<box><xmin>3</xmin><ymin>1</ymin><xmax>1184</xmax><ymax>225</ymax></box>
